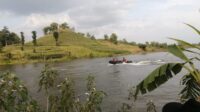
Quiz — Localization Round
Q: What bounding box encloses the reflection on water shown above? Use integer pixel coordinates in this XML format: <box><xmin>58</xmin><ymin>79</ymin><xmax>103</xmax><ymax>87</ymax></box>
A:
<box><xmin>0</xmin><ymin>52</ymin><xmax>186</xmax><ymax>112</ymax></box>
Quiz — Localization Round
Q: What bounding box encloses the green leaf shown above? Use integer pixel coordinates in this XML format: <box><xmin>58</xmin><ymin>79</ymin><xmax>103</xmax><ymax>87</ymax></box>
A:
<box><xmin>183</xmin><ymin>49</ymin><xmax>200</xmax><ymax>56</ymax></box>
<box><xmin>134</xmin><ymin>63</ymin><xmax>183</xmax><ymax>100</ymax></box>
<box><xmin>168</xmin><ymin>45</ymin><xmax>189</xmax><ymax>61</ymax></box>
<box><xmin>185</xmin><ymin>23</ymin><xmax>200</xmax><ymax>36</ymax></box>
<box><xmin>170</xmin><ymin>38</ymin><xmax>200</xmax><ymax>50</ymax></box>
<box><xmin>180</xmin><ymin>74</ymin><xmax>200</xmax><ymax>101</ymax></box>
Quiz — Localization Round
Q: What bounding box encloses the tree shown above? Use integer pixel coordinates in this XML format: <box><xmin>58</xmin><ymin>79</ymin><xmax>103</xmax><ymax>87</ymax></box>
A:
<box><xmin>7</xmin><ymin>32</ymin><xmax>20</xmax><ymax>45</ymax></box>
<box><xmin>86</xmin><ymin>32</ymin><xmax>91</xmax><ymax>38</ymax></box>
<box><xmin>129</xmin><ymin>41</ymin><xmax>137</xmax><ymax>46</ymax></box>
<box><xmin>20</xmin><ymin>32</ymin><xmax>25</xmax><ymax>51</ymax></box>
<box><xmin>138</xmin><ymin>43</ymin><xmax>147</xmax><ymax>51</ymax></box>
<box><xmin>50</xmin><ymin>22</ymin><xmax>59</xmax><ymax>31</ymax></box>
<box><xmin>0</xmin><ymin>43</ymin><xmax>2</xmax><ymax>52</ymax></box>
<box><xmin>122</xmin><ymin>38</ymin><xmax>128</xmax><ymax>44</ymax></box>
<box><xmin>145</xmin><ymin>41</ymin><xmax>149</xmax><ymax>46</ymax></box>
<box><xmin>53</xmin><ymin>31</ymin><xmax>59</xmax><ymax>46</ymax></box>
<box><xmin>77</xmin><ymin>32</ymin><xmax>85</xmax><ymax>37</ymax></box>
<box><xmin>0</xmin><ymin>27</ymin><xmax>20</xmax><ymax>46</ymax></box>
<box><xmin>1</xmin><ymin>26</ymin><xmax>9</xmax><ymax>46</ymax></box>
<box><xmin>110</xmin><ymin>33</ymin><xmax>118</xmax><ymax>44</ymax></box>
<box><xmin>60</xmin><ymin>22</ymin><xmax>69</xmax><ymax>29</ymax></box>
<box><xmin>104</xmin><ymin>34</ymin><xmax>109</xmax><ymax>40</ymax></box>
<box><xmin>32</xmin><ymin>31</ymin><xmax>37</xmax><ymax>46</ymax></box>
<box><xmin>43</xmin><ymin>26</ymin><xmax>52</xmax><ymax>35</ymax></box>
<box><xmin>134</xmin><ymin>24</ymin><xmax>200</xmax><ymax>102</ymax></box>
<box><xmin>90</xmin><ymin>35</ymin><xmax>96</xmax><ymax>40</ymax></box>
<box><xmin>32</xmin><ymin>31</ymin><xmax>37</xmax><ymax>53</ymax></box>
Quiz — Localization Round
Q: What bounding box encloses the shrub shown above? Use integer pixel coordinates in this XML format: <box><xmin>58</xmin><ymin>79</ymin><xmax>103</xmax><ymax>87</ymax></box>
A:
<box><xmin>138</xmin><ymin>44</ymin><xmax>147</xmax><ymax>51</ymax></box>
<box><xmin>27</xmin><ymin>53</ymin><xmax>66</xmax><ymax>60</ymax></box>
<box><xmin>0</xmin><ymin>72</ymin><xmax>40</xmax><ymax>112</ymax></box>
<box><xmin>89</xmin><ymin>53</ymin><xmax>94</xmax><ymax>58</ymax></box>
<box><xmin>5</xmin><ymin>52</ymin><xmax>12</xmax><ymax>60</ymax></box>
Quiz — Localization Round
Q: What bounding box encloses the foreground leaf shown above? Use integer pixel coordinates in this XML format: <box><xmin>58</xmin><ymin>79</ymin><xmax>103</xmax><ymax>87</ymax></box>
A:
<box><xmin>185</xmin><ymin>23</ymin><xmax>200</xmax><ymax>36</ymax></box>
<box><xmin>134</xmin><ymin>63</ymin><xmax>183</xmax><ymax>100</ymax></box>
<box><xmin>170</xmin><ymin>38</ymin><xmax>200</xmax><ymax>50</ymax></box>
<box><xmin>168</xmin><ymin>45</ymin><xmax>189</xmax><ymax>61</ymax></box>
<box><xmin>180</xmin><ymin>74</ymin><xmax>200</xmax><ymax>101</ymax></box>
<box><xmin>183</xmin><ymin>49</ymin><xmax>200</xmax><ymax>56</ymax></box>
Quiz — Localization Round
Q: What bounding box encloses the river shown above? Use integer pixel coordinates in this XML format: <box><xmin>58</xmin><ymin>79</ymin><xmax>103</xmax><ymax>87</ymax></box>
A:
<box><xmin>0</xmin><ymin>52</ymin><xmax>189</xmax><ymax>112</ymax></box>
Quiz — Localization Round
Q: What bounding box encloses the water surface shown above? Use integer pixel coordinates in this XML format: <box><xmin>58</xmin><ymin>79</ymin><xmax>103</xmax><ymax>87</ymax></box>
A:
<box><xmin>0</xmin><ymin>52</ymin><xmax>189</xmax><ymax>112</ymax></box>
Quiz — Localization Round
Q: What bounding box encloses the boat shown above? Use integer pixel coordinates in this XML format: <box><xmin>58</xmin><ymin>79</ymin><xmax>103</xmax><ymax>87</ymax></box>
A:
<box><xmin>109</xmin><ymin>60</ymin><xmax>133</xmax><ymax>64</ymax></box>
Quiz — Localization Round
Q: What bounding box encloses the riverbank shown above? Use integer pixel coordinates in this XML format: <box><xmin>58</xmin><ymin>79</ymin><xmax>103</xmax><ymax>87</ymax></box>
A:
<box><xmin>0</xmin><ymin>44</ymin><xmax>166</xmax><ymax>65</ymax></box>
<box><xmin>0</xmin><ymin>30</ymin><xmax>167</xmax><ymax>65</ymax></box>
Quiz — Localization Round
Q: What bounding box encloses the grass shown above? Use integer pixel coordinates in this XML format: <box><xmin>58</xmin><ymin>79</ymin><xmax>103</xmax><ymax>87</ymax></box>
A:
<box><xmin>0</xmin><ymin>30</ymin><xmax>165</xmax><ymax>65</ymax></box>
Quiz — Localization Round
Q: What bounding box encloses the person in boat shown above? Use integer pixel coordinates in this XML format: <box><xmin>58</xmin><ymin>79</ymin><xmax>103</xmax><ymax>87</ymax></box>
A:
<box><xmin>112</xmin><ymin>58</ymin><xmax>116</xmax><ymax>62</ymax></box>
<box><xmin>122</xmin><ymin>57</ymin><xmax>127</xmax><ymax>63</ymax></box>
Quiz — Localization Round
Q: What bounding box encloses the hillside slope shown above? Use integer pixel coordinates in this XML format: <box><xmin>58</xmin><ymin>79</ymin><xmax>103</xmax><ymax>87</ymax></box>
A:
<box><xmin>0</xmin><ymin>30</ymin><xmax>142</xmax><ymax>65</ymax></box>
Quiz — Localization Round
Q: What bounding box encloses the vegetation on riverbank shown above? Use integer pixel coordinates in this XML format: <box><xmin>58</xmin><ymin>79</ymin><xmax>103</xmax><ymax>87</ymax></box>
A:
<box><xmin>0</xmin><ymin>65</ymin><xmax>107</xmax><ymax>112</ymax></box>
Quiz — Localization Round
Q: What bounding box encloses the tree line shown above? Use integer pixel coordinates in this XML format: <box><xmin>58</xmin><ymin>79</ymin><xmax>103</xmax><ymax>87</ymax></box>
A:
<box><xmin>104</xmin><ymin>33</ymin><xmax>118</xmax><ymax>44</ymax></box>
<box><xmin>0</xmin><ymin>27</ymin><xmax>20</xmax><ymax>47</ymax></box>
<box><xmin>0</xmin><ymin>22</ymin><xmax>172</xmax><ymax>53</ymax></box>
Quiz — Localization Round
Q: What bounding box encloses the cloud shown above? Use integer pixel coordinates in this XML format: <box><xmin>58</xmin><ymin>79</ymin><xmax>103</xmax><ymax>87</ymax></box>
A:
<box><xmin>0</xmin><ymin>0</ymin><xmax>76</xmax><ymax>15</ymax></box>
<box><xmin>68</xmin><ymin>0</ymin><xmax>134</xmax><ymax>28</ymax></box>
<box><xmin>11</xmin><ymin>12</ymin><xmax>77</xmax><ymax>39</ymax></box>
<box><xmin>7</xmin><ymin>0</ymin><xmax>135</xmax><ymax>40</ymax></box>
<box><xmin>0</xmin><ymin>0</ymin><xmax>199</xmax><ymax>43</ymax></box>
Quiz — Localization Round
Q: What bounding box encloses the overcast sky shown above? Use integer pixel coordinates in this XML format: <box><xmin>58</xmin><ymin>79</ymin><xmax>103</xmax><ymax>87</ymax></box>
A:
<box><xmin>0</xmin><ymin>0</ymin><xmax>200</xmax><ymax>43</ymax></box>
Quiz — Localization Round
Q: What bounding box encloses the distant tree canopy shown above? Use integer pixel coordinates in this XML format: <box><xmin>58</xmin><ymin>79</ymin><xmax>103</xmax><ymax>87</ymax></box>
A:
<box><xmin>86</xmin><ymin>33</ymin><xmax>91</xmax><ymax>38</ymax></box>
<box><xmin>60</xmin><ymin>22</ymin><xmax>69</xmax><ymax>29</ymax></box>
<box><xmin>104</xmin><ymin>34</ymin><xmax>109</xmax><ymax>40</ymax></box>
<box><xmin>86</xmin><ymin>33</ymin><xmax>96</xmax><ymax>40</ymax></box>
<box><xmin>77</xmin><ymin>32</ymin><xmax>85</xmax><ymax>37</ymax></box>
<box><xmin>129</xmin><ymin>41</ymin><xmax>137</xmax><ymax>46</ymax></box>
<box><xmin>20</xmin><ymin>32</ymin><xmax>25</xmax><ymax>46</ymax></box>
<box><xmin>0</xmin><ymin>27</ymin><xmax>20</xmax><ymax>47</ymax></box>
<box><xmin>122</xmin><ymin>38</ymin><xmax>128</xmax><ymax>44</ymax></box>
<box><xmin>90</xmin><ymin>35</ymin><xmax>96</xmax><ymax>40</ymax></box>
<box><xmin>32</xmin><ymin>31</ymin><xmax>37</xmax><ymax>46</ymax></box>
<box><xmin>138</xmin><ymin>43</ymin><xmax>147</xmax><ymax>51</ymax></box>
<box><xmin>43</xmin><ymin>26</ymin><xmax>52</xmax><ymax>35</ymax></box>
<box><xmin>53</xmin><ymin>31</ymin><xmax>59</xmax><ymax>46</ymax></box>
<box><xmin>20</xmin><ymin>32</ymin><xmax>25</xmax><ymax>51</ymax></box>
<box><xmin>103</xmin><ymin>33</ymin><xmax>118</xmax><ymax>44</ymax></box>
<box><xmin>43</xmin><ymin>22</ymin><xmax>70</xmax><ymax>35</ymax></box>
<box><xmin>148</xmin><ymin>41</ymin><xmax>168</xmax><ymax>48</ymax></box>
<box><xmin>50</xmin><ymin>22</ymin><xmax>59</xmax><ymax>31</ymax></box>
<box><xmin>110</xmin><ymin>33</ymin><xmax>118</xmax><ymax>44</ymax></box>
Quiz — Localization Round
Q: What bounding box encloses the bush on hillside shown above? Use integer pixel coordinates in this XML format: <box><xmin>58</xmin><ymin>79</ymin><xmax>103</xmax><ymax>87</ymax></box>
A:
<box><xmin>138</xmin><ymin>44</ymin><xmax>147</xmax><ymax>51</ymax></box>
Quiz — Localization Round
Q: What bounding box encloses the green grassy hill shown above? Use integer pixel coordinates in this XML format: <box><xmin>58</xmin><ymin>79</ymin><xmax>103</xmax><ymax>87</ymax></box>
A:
<box><xmin>0</xmin><ymin>30</ymin><xmax>161</xmax><ymax>65</ymax></box>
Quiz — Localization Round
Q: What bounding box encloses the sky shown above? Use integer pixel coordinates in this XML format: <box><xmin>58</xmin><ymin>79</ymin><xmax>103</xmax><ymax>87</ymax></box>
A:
<box><xmin>0</xmin><ymin>0</ymin><xmax>200</xmax><ymax>43</ymax></box>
